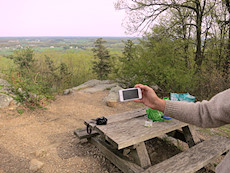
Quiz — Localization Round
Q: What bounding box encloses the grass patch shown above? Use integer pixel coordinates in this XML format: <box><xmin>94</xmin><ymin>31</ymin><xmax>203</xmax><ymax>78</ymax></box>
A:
<box><xmin>216</xmin><ymin>125</ymin><xmax>230</xmax><ymax>137</ymax></box>
<box><xmin>198</xmin><ymin>125</ymin><xmax>230</xmax><ymax>138</ymax></box>
<box><xmin>197</xmin><ymin>128</ymin><xmax>214</xmax><ymax>136</ymax></box>
<box><xmin>17</xmin><ymin>109</ymin><xmax>24</xmax><ymax>115</ymax></box>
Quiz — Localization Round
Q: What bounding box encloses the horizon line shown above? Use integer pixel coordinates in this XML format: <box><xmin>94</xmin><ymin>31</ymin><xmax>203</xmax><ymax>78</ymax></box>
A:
<box><xmin>0</xmin><ymin>35</ymin><xmax>141</xmax><ymax>38</ymax></box>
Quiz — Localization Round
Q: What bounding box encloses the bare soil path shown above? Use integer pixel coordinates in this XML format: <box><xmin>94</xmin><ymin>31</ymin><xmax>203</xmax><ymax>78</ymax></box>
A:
<box><xmin>0</xmin><ymin>89</ymin><xmax>217</xmax><ymax>173</ymax></box>
<box><xmin>0</xmin><ymin>90</ymin><xmax>145</xmax><ymax>173</ymax></box>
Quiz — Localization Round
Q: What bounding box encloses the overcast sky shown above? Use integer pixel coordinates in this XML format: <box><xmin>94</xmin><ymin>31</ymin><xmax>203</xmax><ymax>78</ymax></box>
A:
<box><xmin>0</xmin><ymin>0</ymin><xmax>132</xmax><ymax>37</ymax></box>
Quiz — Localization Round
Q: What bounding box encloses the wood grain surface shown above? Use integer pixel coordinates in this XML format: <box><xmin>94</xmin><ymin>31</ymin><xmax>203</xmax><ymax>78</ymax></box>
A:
<box><xmin>143</xmin><ymin>135</ymin><xmax>230</xmax><ymax>173</ymax></box>
<box><xmin>96</xmin><ymin>116</ymin><xmax>187</xmax><ymax>149</ymax></box>
<box><xmin>89</xmin><ymin>137</ymin><xmax>144</xmax><ymax>173</ymax></box>
<box><xmin>85</xmin><ymin>107</ymin><xmax>147</xmax><ymax>128</ymax></box>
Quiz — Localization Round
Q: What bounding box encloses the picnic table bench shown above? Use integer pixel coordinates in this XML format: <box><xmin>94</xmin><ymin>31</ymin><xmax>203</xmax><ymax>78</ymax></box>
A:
<box><xmin>74</xmin><ymin>107</ymin><xmax>230</xmax><ymax>173</ymax></box>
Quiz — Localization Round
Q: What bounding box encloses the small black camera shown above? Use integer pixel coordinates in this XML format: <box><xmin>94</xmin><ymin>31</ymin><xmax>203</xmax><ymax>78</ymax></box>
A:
<box><xmin>95</xmin><ymin>116</ymin><xmax>107</xmax><ymax>125</ymax></box>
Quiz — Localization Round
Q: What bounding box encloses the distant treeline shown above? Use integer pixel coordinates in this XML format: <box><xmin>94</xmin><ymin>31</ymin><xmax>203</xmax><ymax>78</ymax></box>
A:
<box><xmin>0</xmin><ymin>37</ymin><xmax>139</xmax><ymax>55</ymax></box>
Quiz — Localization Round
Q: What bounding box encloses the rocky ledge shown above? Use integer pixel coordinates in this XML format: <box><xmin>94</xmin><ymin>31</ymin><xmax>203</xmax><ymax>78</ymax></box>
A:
<box><xmin>0</xmin><ymin>79</ymin><xmax>14</xmax><ymax>108</ymax></box>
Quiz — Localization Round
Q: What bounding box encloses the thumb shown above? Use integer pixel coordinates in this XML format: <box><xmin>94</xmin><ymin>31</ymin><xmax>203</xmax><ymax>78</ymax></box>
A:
<box><xmin>133</xmin><ymin>99</ymin><xmax>142</xmax><ymax>103</ymax></box>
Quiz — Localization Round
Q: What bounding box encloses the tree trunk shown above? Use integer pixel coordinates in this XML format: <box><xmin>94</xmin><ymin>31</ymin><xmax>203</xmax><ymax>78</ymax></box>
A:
<box><xmin>195</xmin><ymin>1</ymin><xmax>203</xmax><ymax>72</ymax></box>
<box><xmin>224</xmin><ymin>0</ymin><xmax>230</xmax><ymax>78</ymax></box>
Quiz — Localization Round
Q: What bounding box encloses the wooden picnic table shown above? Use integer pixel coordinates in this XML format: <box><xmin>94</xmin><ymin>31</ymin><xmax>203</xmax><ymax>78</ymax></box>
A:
<box><xmin>75</xmin><ymin>107</ymin><xmax>230</xmax><ymax>173</ymax></box>
<box><xmin>84</xmin><ymin>107</ymin><xmax>196</xmax><ymax>172</ymax></box>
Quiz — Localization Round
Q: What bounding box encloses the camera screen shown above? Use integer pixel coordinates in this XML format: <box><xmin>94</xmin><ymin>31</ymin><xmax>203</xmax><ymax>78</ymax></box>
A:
<box><xmin>123</xmin><ymin>89</ymin><xmax>139</xmax><ymax>100</ymax></box>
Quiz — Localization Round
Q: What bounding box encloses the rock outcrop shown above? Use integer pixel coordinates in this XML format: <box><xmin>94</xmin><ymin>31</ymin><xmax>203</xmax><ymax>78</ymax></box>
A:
<box><xmin>72</xmin><ymin>79</ymin><xmax>111</xmax><ymax>91</ymax></box>
<box><xmin>64</xmin><ymin>79</ymin><xmax>119</xmax><ymax>95</ymax></box>
<box><xmin>73</xmin><ymin>79</ymin><xmax>119</xmax><ymax>93</ymax></box>
<box><xmin>104</xmin><ymin>86</ymin><xmax>123</xmax><ymax>107</ymax></box>
<box><xmin>64</xmin><ymin>79</ymin><xmax>124</xmax><ymax>107</ymax></box>
<box><xmin>0</xmin><ymin>79</ymin><xmax>14</xmax><ymax>108</ymax></box>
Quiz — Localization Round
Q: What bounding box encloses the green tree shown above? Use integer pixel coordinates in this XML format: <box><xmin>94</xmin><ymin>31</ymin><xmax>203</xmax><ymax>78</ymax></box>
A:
<box><xmin>117</xmin><ymin>39</ymin><xmax>138</xmax><ymax>86</ymax></box>
<box><xmin>122</xmin><ymin>39</ymin><xmax>136</xmax><ymax>62</ymax></box>
<box><xmin>43</xmin><ymin>55</ymin><xmax>72</xmax><ymax>91</ymax></box>
<box><xmin>92</xmin><ymin>38</ymin><xmax>111</xmax><ymax>80</ymax></box>
<box><xmin>6</xmin><ymin>48</ymin><xmax>74</xmax><ymax>107</ymax></box>
<box><xmin>115</xmin><ymin>0</ymin><xmax>217</xmax><ymax>72</ymax></box>
<box><xmin>6</xmin><ymin>48</ymin><xmax>47</xmax><ymax>107</ymax></box>
<box><xmin>118</xmin><ymin>27</ymin><xmax>195</xmax><ymax>93</ymax></box>
<box><xmin>7</xmin><ymin>47</ymin><xmax>35</xmax><ymax>70</ymax></box>
<box><xmin>214</xmin><ymin>0</ymin><xmax>230</xmax><ymax>78</ymax></box>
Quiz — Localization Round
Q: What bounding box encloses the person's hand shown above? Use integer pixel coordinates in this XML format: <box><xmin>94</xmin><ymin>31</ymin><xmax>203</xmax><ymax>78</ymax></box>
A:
<box><xmin>134</xmin><ymin>84</ymin><xmax>166</xmax><ymax>112</ymax></box>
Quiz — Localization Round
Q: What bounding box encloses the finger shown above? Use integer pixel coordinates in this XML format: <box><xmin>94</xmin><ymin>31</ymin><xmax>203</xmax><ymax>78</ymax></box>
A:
<box><xmin>141</xmin><ymin>85</ymin><xmax>155</xmax><ymax>93</ymax></box>
<box><xmin>137</xmin><ymin>85</ymin><xmax>148</xmax><ymax>90</ymax></box>
<box><xmin>134</xmin><ymin>84</ymin><xmax>143</xmax><ymax>88</ymax></box>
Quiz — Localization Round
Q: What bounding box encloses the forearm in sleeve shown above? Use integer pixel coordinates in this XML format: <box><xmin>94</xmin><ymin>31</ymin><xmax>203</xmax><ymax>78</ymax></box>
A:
<box><xmin>164</xmin><ymin>89</ymin><xmax>230</xmax><ymax>128</ymax></box>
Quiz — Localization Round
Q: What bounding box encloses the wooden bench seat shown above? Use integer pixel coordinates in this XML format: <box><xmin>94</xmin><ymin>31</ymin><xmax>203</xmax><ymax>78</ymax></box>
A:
<box><xmin>74</xmin><ymin>128</ymin><xmax>99</xmax><ymax>139</ymax></box>
<box><xmin>143</xmin><ymin>135</ymin><xmax>230</xmax><ymax>173</ymax></box>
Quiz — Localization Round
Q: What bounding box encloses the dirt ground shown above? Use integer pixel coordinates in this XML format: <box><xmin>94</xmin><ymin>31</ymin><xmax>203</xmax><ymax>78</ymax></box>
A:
<box><xmin>0</xmin><ymin>89</ymin><xmax>218</xmax><ymax>173</ymax></box>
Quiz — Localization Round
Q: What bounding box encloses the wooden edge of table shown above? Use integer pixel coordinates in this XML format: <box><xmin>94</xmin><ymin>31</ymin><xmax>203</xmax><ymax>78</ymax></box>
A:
<box><xmin>115</xmin><ymin>121</ymin><xmax>188</xmax><ymax>150</ymax></box>
<box><xmin>84</xmin><ymin>107</ymin><xmax>148</xmax><ymax>128</ymax></box>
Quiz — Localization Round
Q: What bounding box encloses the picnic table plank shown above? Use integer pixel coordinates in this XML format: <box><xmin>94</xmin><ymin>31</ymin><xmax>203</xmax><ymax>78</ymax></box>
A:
<box><xmin>182</xmin><ymin>126</ymin><xmax>196</xmax><ymax>147</ymax></box>
<box><xmin>143</xmin><ymin>135</ymin><xmax>230</xmax><ymax>173</ymax></box>
<box><xmin>74</xmin><ymin>128</ymin><xmax>99</xmax><ymax>139</ymax></box>
<box><xmin>96</xmin><ymin>116</ymin><xmax>188</xmax><ymax>149</ymax></box>
<box><xmin>84</xmin><ymin>107</ymin><xmax>147</xmax><ymax>129</ymax></box>
<box><xmin>89</xmin><ymin>137</ymin><xmax>144</xmax><ymax>173</ymax></box>
<box><xmin>129</xmin><ymin>141</ymin><xmax>151</xmax><ymax>168</ymax></box>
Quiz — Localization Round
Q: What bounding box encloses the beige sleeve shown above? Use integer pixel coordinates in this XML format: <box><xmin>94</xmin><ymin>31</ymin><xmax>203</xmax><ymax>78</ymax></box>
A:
<box><xmin>164</xmin><ymin>89</ymin><xmax>230</xmax><ymax>128</ymax></box>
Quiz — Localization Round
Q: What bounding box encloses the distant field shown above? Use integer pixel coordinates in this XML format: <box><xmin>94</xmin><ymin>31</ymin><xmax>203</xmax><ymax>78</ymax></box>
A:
<box><xmin>0</xmin><ymin>37</ymin><xmax>130</xmax><ymax>84</ymax></box>
<box><xmin>0</xmin><ymin>36</ymin><xmax>139</xmax><ymax>55</ymax></box>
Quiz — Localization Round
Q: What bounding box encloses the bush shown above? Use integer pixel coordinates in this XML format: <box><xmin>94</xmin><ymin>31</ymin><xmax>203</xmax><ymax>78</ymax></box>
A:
<box><xmin>6</xmin><ymin>48</ymin><xmax>95</xmax><ymax>107</ymax></box>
